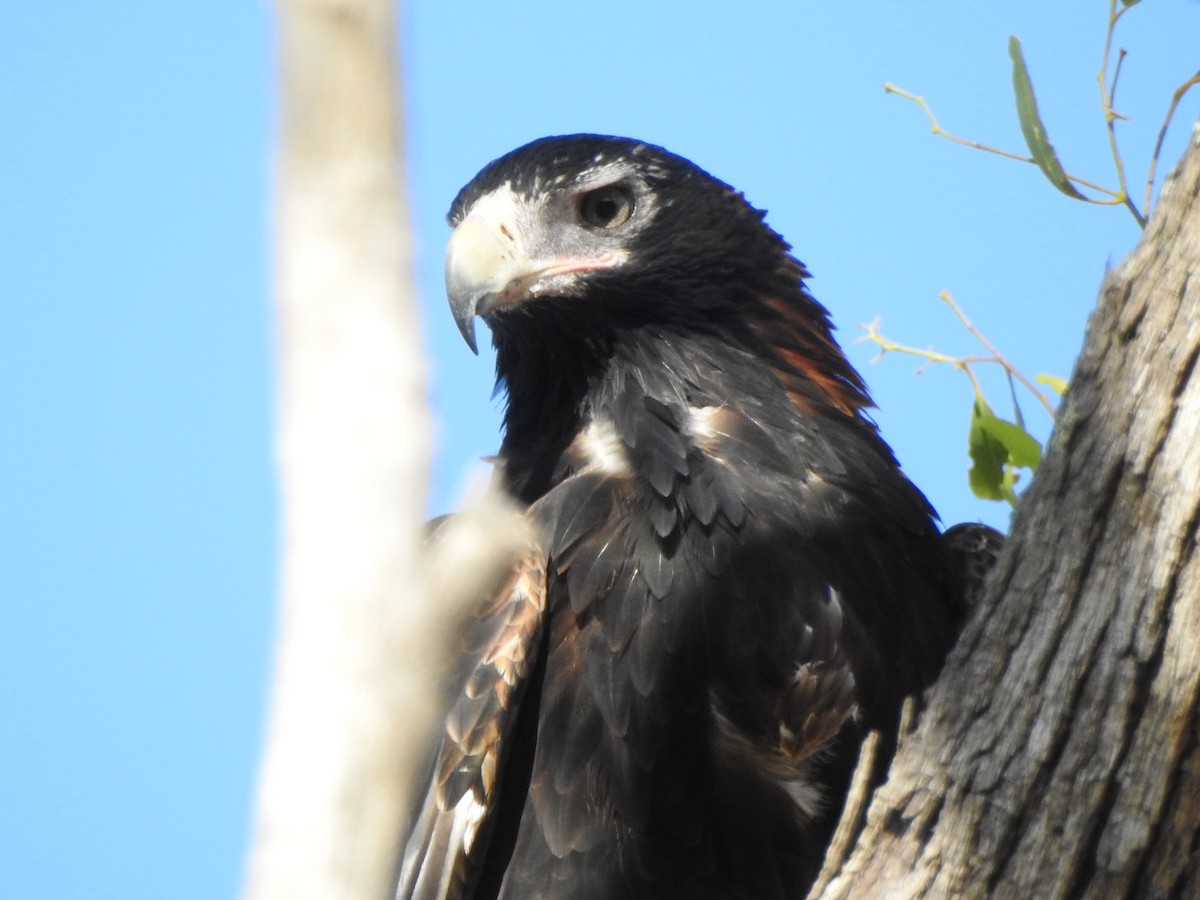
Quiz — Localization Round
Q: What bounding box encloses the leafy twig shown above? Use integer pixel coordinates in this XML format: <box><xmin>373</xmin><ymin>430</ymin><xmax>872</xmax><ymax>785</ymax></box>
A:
<box><xmin>859</xmin><ymin>296</ymin><xmax>1059</xmax><ymax>505</ymax></box>
<box><xmin>938</xmin><ymin>292</ymin><xmax>1057</xmax><ymax>418</ymax></box>
<box><xmin>857</xmin><ymin>296</ymin><xmax>1058</xmax><ymax>421</ymax></box>
<box><xmin>888</xmin><ymin>0</ymin><xmax>1187</xmax><ymax>228</ymax></box>
<box><xmin>884</xmin><ymin>83</ymin><xmax>1121</xmax><ymax>199</ymax></box>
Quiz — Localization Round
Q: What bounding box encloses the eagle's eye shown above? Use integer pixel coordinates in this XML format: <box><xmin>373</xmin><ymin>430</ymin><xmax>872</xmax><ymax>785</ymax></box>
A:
<box><xmin>578</xmin><ymin>185</ymin><xmax>634</xmax><ymax>229</ymax></box>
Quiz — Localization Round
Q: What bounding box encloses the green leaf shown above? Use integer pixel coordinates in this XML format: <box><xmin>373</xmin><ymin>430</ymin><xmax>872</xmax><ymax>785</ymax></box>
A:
<box><xmin>984</xmin><ymin>414</ymin><xmax>1043</xmax><ymax>469</ymax></box>
<box><xmin>1008</xmin><ymin>36</ymin><xmax>1088</xmax><ymax>200</ymax></box>
<box><xmin>969</xmin><ymin>400</ymin><xmax>1009</xmax><ymax>501</ymax></box>
<box><xmin>1120</xmin><ymin>0</ymin><xmax>1141</xmax><ymax>7</ymax></box>
<box><xmin>1035</xmin><ymin>373</ymin><xmax>1069</xmax><ymax>395</ymax></box>
<box><xmin>968</xmin><ymin>394</ymin><xmax>1044</xmax><ymax>504</ymax></box>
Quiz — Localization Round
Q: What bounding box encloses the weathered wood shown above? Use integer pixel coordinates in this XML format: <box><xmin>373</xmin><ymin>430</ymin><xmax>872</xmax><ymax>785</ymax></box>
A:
<box><xmin>813</xmin><ymin>122</ymin><xmax>1200</xmax><ymax>900</ymax></box>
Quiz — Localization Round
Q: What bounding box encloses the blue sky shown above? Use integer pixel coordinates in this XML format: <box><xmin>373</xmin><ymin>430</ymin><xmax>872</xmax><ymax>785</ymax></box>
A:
<box><xmin>2</xmin><ymin>2</ymin><xmax>1196</xmax><ymax>897</ymax></box>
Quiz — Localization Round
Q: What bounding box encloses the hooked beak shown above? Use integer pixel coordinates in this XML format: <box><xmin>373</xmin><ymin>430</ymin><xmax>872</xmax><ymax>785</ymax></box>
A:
<box><xmin>445</xmin><ymin>205</ymin><xmax>623</xmax><ymax>354</ymax></box>
<box><xmin>445</xmin><ymin>215</ymin><xmax>513</xmax><ymax>355</ymax></box>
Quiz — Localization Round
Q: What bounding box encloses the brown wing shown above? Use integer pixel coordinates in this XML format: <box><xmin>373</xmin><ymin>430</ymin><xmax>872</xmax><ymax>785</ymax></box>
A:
<box><xmin>396</xmin><ymin>549</ymin><xmax>547</xmax><ymax>900</ymax></box>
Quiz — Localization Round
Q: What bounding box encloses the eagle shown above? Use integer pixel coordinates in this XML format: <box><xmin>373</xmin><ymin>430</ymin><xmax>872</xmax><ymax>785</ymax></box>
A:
<box><xmin>398</xmin><ymin>135</ymin><xmax>1000</xmax><ymax>900</ymax></box>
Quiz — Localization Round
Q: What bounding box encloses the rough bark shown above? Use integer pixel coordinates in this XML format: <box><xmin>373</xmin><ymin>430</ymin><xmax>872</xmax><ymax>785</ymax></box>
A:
<box><xmin>812</xmin><ymin>122</ymin><xmax>1200</xmax><ymax>899</ymax></box>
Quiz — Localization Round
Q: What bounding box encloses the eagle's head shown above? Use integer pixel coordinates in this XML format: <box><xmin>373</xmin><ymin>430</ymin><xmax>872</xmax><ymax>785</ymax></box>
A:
<box><xmin>447</xmin><ymin>135</ymin><xmax>872</xmax><ymax>440</ymax></box>
<box><xmin>445</xmin><ymin>134</ymin><xmax>794</xmax><ymax>354</ymax></box>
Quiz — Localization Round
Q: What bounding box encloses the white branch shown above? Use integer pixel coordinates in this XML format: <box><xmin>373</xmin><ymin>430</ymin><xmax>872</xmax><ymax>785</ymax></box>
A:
<box><xmin>242</xmin><ymin>1</ymin><xmax>450</xmax><ymax>898</ymax></box>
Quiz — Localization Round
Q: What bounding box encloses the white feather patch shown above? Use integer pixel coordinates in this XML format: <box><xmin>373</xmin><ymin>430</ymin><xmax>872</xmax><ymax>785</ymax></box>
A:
<box><xmin>570</xmin><ymin>417</ymin><xmax>632</xmax><ymax>476</ymax></box>
<box><xmin>781</xmin><ymin>772</ymin><xmax>824</xmax><ymax>819</ymax></box>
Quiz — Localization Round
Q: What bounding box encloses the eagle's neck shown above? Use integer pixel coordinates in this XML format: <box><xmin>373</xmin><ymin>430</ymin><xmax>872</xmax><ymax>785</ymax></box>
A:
<box><xmin>491</xmin><ymin>270</ymin><xmax>875</xmax><ymax>504</ymax></box>
<box><xmin>489</xmin><ymin>302</ymin><xmax>618</xmax><ymax>503</ymax></box>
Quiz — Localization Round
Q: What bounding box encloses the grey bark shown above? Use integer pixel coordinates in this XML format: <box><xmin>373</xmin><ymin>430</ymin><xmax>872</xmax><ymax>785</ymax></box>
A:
<box><xmin>812</xmin><ymin>122</ymin><xmax>1200</xmax><ymax>899</ymax></box>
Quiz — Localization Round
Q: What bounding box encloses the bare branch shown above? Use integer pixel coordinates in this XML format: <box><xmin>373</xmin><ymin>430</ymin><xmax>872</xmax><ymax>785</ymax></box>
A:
<box><xmin>1144</xmin><ymin>69</ymin><xmax>1200</xmax><ymax>213</ymax></box>
<box><xmin>240</xmin><ymin>1</ymin><xmax>466</xmax><ymax>898</ymax></box>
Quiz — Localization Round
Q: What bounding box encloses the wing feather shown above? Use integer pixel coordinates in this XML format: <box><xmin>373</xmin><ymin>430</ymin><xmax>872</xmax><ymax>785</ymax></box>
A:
<box><xmin>396</xmin><ymin>550</ymin><xmax>546</xmax><ymax>900</ymax></box>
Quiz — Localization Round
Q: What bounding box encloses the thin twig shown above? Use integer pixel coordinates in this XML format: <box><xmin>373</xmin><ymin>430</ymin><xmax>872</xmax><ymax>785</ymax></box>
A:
<box><xmin>858</xmin><ymin>301</ymin><xmax>1058</xmax><ymax>422</ymax></box>
<box><xmin>1144</xmin><ymin>70</ymin><xmax>1200</xmax><ymax>214</ymax></box>
<box><xmin>884</xmin><ymin>84</ymin><xmax>1035</xmax><ymax>164</ymax></box>
<box><xmin>939</xmin><ymin>292</ymin><xmax>1057</xmax><ymax>418</ymax></box>
<box><xmin>884</xmin><ymin>84</ymin><xmax>1122</xmax><ymax>198</ymax></box>
<box><xmin>1098</xmin><ymin>2</ymin><xmax>1147</xmax><ymax>226</ymax></box>
<box><xmin>859</xmin><ymin>321</ymin><xmax>998</xmax><ymax>403</ymax></box>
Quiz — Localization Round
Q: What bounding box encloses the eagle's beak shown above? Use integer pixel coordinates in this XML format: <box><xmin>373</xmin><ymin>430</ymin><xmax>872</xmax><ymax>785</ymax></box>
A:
<box><xmin>445</xmin><ymin>198</ymin><xmax>624</xmax><ymax>355</ymax></box>
<box><xmin>445</xmin><ymin>214</ymin><xmax>517</xmax><ymax>355</ymax></box>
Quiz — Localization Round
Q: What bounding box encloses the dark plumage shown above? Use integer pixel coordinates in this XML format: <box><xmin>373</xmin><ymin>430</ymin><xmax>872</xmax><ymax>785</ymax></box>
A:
<box><xmin>399</xmin><ymin>135</ymin><xmax>1001</xmax><ymax>900</ymax></box>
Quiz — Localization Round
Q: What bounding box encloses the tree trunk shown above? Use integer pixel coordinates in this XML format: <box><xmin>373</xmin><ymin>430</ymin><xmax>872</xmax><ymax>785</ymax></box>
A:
<box><xmin>812</xmin><ymin>122</ymin><xmax>1200</xmax><ymax>899</ymax></box>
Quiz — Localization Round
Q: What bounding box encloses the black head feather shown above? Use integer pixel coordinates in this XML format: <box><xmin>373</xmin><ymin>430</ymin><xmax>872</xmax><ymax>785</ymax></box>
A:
<box><xmin>447</xmin><ymin>134</ymin><xmax>872</xmax><ymax>464</ymax></box>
